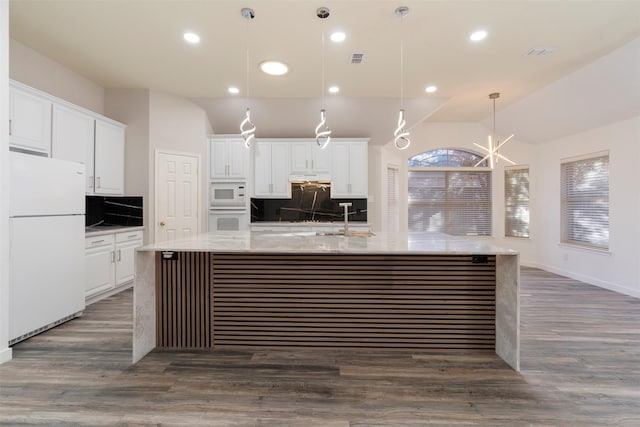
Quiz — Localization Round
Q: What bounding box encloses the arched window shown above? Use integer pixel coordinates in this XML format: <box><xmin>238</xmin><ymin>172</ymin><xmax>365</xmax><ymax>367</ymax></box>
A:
<box><xmin>407</xmin><ymin>148</ymin><xmax>492</xmax><ymax>236</ymax></box>
<box><xmin>408</xmin><ymin>148</ymin><xmax>488</xmax><ymax>168</ymax></box>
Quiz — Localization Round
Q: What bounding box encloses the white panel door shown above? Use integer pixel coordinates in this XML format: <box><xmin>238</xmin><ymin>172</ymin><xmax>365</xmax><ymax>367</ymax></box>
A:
<box><xmin>156</xmin><ymin>151</ymin><xmax>199</xmax><ymax>243</ymax></box>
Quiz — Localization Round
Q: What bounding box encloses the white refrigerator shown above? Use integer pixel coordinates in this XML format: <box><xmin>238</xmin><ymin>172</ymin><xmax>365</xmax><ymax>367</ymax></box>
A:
<box><xmin>9</xmin><ymin>151</ymin><xmax>86</xmax><ymax>343</ymax></box>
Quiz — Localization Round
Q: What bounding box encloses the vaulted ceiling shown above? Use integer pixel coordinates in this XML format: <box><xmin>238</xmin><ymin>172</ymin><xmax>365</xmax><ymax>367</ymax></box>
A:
<box><xmin>9</xmin><ymin>0</ymin><xmax>640</xmax><ymax>143</ymax></box>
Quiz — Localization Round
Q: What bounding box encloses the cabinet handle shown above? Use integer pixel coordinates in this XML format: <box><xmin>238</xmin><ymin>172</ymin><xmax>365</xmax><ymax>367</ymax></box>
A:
<box><xmin>128</xmin><ymin>234</ymin><xmax>138</xmax><ymax>239</ymax></box>
<box><xmin>96</xmin><ymin>176</ymin><xmax>101</xmax><ymax>189</ymax></box>
<box><xmin>348</xmin><ymin>183</ymin><xmax>352</xmax><ymax>193</ymax></box>
<box><xmin>8</xmin><ymin>119</ymin><xmax>11</xmax><ymax>136</ymax></box>
<box><xmin>311</xmin><ymin>160</ymin><xmax>314</xmax><ymax>169</ymax></box>
<box><xmin>91</xmin><ymin>239</ymin><xmax>105</xmax><ymax>245</ymax></box>
<box><xmin>111</xmin><ymin>251</ymin><xmax>115</xmax><ymax>263</ymax></box>
<box><xmin>306</xmin><ymin>160</ymin><xmax>308</xmax><ymax>169</ymax></box>
<box><xmin>117</xmin><ymin>249</ymin><xmax>121</xmax><ymax>262</ymax></box>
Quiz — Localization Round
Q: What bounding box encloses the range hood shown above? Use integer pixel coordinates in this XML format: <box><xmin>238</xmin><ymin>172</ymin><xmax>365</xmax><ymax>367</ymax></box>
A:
<box><xmin>289</xmin><ymin>173</ymin><xmax>331</xmax><ymax>183</ymax></box>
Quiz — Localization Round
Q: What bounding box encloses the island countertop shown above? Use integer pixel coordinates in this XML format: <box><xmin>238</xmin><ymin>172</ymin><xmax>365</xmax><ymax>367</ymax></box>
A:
<box><xmin>133</xmin><ymin>231</ymin><xmax>520</xmax><ymax>371</ymax></box>
<box><xmin>138</xmin><ymin>231</ymin><xmax>518</xmax><ymax>255</ymax></box>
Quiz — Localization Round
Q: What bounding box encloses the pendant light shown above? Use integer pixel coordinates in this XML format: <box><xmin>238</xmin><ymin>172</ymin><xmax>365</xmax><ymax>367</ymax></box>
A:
<box><xmin>473</xmin><ymin>93</ymin><xmax>516</xmax><ymax>168</ymax></box>
<box><xmin>393</xmin><ymin>6</ymin><xmax>410</xmax><ymax>150</ymax></box>
<box><xmin>239</xmin><ymin>7</ymin><xmax>256</xmax><ymax>148</ymax></box>
<box><xmin>314</xmin><ymin>7</ymin><xmax>332</xmax><ymax>149</ymax></box>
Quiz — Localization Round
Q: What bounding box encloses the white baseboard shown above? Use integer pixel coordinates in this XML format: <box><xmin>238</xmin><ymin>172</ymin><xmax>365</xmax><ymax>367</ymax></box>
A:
<box><xmin>525</xmin><ymin>262</ymin><xmax>640</xmax><ymax>299</ymax></box>
<box><xmin>0</xmin><ymin>347</ymin><xmax>12</xmax><ymax>364</ymax></box>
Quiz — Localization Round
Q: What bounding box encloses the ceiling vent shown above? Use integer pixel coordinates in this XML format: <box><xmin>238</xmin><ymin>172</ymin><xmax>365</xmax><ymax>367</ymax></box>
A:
<box><xmin>526</xmin><ymin>47</ymin><xmax>556</xmax><ymax>56</ymax></box>
<box><xmin>350</xmin><ymin>52</ymin><xmax>365</xmax><ymax>64</ymax></box>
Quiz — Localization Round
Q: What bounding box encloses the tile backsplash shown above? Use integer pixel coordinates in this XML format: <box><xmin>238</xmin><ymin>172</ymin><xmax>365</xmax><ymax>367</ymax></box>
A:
<box><xmin>251</xmin><ymin>183</ymin><xmax>367</xmax><ymax>223</ymax></box>
<box><xmin>86</xmin><ymin>196</ymin><xmax>143</xmax><ymax>227</ymax></box>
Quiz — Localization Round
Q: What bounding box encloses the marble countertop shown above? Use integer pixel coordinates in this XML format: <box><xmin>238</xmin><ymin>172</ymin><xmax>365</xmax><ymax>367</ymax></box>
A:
<box><xmin>85</xmin><ymin>225</ymin><xmax>144</xmax><ymax>237</ymax></box>
<box><xmin>138</xmin><ymin>231</ymin><xmax>518</xmax><ymax>255</ymax></box>
<box><xmin>251</xmin><ymin>221</ymin><xmax>370</xmax><ymax>228</ymax></box>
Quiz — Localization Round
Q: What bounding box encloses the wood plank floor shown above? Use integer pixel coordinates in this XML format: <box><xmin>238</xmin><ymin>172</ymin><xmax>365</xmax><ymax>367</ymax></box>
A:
<box><xmin>1</xmin><ymin>267</ymin><xmax>639</xmax><ymax>426</ymax></box>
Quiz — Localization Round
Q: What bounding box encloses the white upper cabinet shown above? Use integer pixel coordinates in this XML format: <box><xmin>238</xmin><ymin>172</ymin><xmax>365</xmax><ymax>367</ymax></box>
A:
<box><xmin>9</xmin><ymin>84</ymin><xmax>52</xmax><ymax>155</ymax></box>
<box><xmin>10</xmin><ymin>81</ymin><xmax>126</xmax><ymax>195</ymax></box>
<box><xmin>253</xmin><ymin>140</ymin><xmax>291</xmax><ymax>198</ymax></box>
<box><xmin>52</xmin><ymin>104</ymin><xmax>95</xmax><ymax>193</ymax></box>
<box><xmin>94</xmin><ymin>120</ymin><xmax>125</xmax><ymax>195</ymax></box>
<box><xmin>330</xmin><ymin>139</ymin><xmax>368</xmax><ymax>198</ymax></box>
<box><xmin>290</xmin><ymin>140</ymin><xmax>331</xmax><ymax>174</ymax></box>
<box><xmin>209</xmin><ymin>136</ymin><xmax>248</xmax><ymax>179</ymax></box>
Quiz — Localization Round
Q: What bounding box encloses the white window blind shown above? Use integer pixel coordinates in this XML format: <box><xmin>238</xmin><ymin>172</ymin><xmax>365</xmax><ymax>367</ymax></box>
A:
<box><xmin>505</xmin><ymin>167</ymin><xmax>530</xmax><ymax>238</ymax></box>
<box><xmin>387</xmin><ymin>166</ymin><xmax>399</xmax><ymax>233</ymax></box>
<box><xmin>408</xmin><ymin>171</ymin><xmax>492</xmax><ymax>236</ymax></box>
<box><xmin>561</xmin><ymin>153</ymin><xmax>609</xmax><ymax>249</ymax></box>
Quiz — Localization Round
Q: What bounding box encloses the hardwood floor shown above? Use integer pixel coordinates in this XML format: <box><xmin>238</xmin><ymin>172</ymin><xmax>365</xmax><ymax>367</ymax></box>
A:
<box><xmin>1</xmin><ymin>267</ymin><xmax>639</xmax><ymax>426</ymax></box>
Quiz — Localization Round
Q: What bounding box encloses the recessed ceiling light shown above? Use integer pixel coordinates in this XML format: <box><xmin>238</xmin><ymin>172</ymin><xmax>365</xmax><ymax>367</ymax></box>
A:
<box><xmin>425</xmin><ymin>85</ymin><xmax>437</xmax><ymax>93</ymax></box>
<box><xmin>228</xmin><ymin>86</ymin><xmax>240</xmax><ymax>94</ymax></box>
<box><xmin>469</xmin><ymin>30</ymin><xmax>487</xmax><ymax>42</ymax></box>
<box><xmin>259</xmin><ymin>61</ymin><xmax>289</xmax><ymax>76</ymax></box>
<box><xmin>330</xmin><ymin>31</ymin><xmax>346</xmax><ymax>43</ymax></box>
<box><xmin>328</xmin><ymin>86</ymin><xmax>340</xmax><ymax>94</ymax></box>
<box><xmin>183</xmin><ymin>32</ymin><xmax>200</xmax><ymax>44</ymax></box>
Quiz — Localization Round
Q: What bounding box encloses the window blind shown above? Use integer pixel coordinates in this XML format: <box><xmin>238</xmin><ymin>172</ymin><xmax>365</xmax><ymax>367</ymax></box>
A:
<box><xmin>561</xmin><ymin>154</ymin><xmax>609</xmax><ymax>249</ymax></box>
<box><xmin>505</xmin><ymin>167</ymin><xmax>530</xmax><ymax>238</ymax></box>
<box><xmin>387</xmin><ymin>166</ymin><xmax>399</xmax><ymax>233</ymax></box>
<box><xmin>408</xmin><ymin>171</ymin><xmax>492</xmax><ymax>236</ymax></box>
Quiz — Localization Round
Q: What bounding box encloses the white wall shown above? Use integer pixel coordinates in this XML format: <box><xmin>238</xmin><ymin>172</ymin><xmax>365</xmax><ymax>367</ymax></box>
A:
<box><xmin>104</xmin><ymin>89</ymin><xmax>151</xmax><ymax>243</ymax></box>
<box><xmin>379</xmin><ymin>117</ymin><xmax>640</xmax><ymax>298</ymax></box>
<box><xmin>148</xmin><ymin>91</ymin><xmax>210</xmax><ymax>241</ymax></box>
<box><xmin>9</xmin><ymin>39</ymin><xmax>105</xmax><ymax>115</ymax></box>
<box><xmin>0</xmin><ymin>0</ymin><xmax>13</xmax><ymax>364</ymax></box>
<box><xmin>525</xmin><ymin>116</ymin><xmax>640</xmax><ymax>298</ymax></box>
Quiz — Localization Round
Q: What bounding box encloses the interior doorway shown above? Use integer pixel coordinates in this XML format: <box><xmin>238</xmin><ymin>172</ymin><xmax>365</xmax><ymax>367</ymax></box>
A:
<box><xmin>155</xmin><ymin>150</ymin><xmax>200</xmax><ymax>243</ymax></box>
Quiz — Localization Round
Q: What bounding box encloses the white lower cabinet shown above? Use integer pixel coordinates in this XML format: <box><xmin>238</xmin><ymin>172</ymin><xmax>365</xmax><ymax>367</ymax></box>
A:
<box><xmin>85</xmin><ymin>234</ymin><xmax>116</xmax><ymax>298</ymax></box>
<box><xmin>85</xmin><ymin>230</ymin><xmax>143</xmax><ymax>301</ymax></box>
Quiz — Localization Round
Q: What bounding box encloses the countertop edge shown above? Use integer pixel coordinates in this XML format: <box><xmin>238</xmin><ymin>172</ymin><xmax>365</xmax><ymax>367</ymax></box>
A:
<box><xmin>136</xmin><ymin>231</ymin><xmax>519</xmax><ymax>255</ymax></box>
<box><xmin>85</xmin><ymin>226</ymin><xmax>145</xmax><ymax>237</ymax></box>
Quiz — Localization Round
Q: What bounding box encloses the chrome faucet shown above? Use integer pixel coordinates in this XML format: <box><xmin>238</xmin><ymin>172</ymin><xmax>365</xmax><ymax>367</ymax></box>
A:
<box><xmin>339</xmin><ymin>202</ymin><xmax>352</xmax><ymax>236</ymax></box>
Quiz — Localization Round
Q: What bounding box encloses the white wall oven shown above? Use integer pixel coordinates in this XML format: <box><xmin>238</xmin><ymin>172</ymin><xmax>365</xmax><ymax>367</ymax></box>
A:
<box><xmin>209</xmin><ymin>181</ymin><xmax>246</xmax><ymax>209</ymax></box>
<box><xmin>209</xmin><ymin>181</ymin><xmax>249</xmax><ymax>231</ymax></box>
<box><xmin>208</xmin><ymin>210</ymin><xmax>249</xmax><ymax>231</ymax></box>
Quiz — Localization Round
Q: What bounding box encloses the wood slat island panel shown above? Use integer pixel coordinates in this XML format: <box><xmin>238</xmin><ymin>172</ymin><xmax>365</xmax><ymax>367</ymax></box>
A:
<box><xmin>212</xmin><ymin>253</ymin><xmax>496</xmax><ymax>350</ymax></box>
<box><xmin>155</xmin><ymin>252</ymin><xmax>211</xmax><ymax>348</ymax></box>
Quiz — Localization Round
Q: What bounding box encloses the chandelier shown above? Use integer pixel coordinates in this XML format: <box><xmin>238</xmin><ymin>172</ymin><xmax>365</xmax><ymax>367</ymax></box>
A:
<box><xmin>474</xmin><ymin>93</ymin><xmax>515</xmax><ymax>168</ymax></box>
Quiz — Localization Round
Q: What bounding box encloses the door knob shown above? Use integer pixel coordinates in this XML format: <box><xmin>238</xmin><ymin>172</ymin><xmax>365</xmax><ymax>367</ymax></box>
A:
<box><xmin>160</xmin><ymin>221</ymin><xmax>166</xmax><ymax>227</ymax></box>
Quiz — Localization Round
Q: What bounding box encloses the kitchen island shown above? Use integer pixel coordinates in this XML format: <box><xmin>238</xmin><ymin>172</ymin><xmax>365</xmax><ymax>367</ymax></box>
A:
<box><xmin>133</xmin><ymin>231</ymin><xmax>519</xmax><ymax>370</ymax></box>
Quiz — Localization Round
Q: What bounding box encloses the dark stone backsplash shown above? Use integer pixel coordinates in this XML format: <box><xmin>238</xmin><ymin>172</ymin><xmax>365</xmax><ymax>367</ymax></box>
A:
<box><xmin>251</xmin><ymin>183</ymin><xmax>367</xmax><ymax>223</ymax></box>
<box><xmin>86</xmin><ymin>196</ymin><xmax>143</xmax><ymax>227</ymax></box>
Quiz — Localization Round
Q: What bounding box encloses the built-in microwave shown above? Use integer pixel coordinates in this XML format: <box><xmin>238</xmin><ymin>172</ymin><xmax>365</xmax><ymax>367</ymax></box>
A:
<box><xmin>210</xmin><ymin>181</ymin><xmax>246</xmax><ymax>208</ymax></box>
